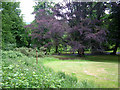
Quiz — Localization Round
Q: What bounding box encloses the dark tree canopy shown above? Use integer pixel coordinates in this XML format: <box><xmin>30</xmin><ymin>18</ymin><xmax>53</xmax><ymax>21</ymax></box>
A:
<box><xmin>1</xmin><ymin>1</ymin><xmax>119</xmax><ymax>56</ymax></box>
<box><xmin>25</xmin><ymin>1</ymin><xmax>119</xmax><ymax>55</ymax></box>
<box><xmin>52</xmin><ymin>2</ymin><xmax>107</xmax><ymax>55</ymax></box>
<box><xmin>108</xmin><ymin>2</ymin><xmax>120</xmax><ymax>54</ymax></box>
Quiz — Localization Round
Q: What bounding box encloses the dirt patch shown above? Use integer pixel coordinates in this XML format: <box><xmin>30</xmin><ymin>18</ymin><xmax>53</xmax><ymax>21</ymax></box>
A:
<box><xmin>97</xmin><ymin>68</ymin><xmax>108</xmax><ymax>73</ymax></box>
<box><xmin>103</xmin><ymin>78</ymin><xmax>116</xmax><ymax>81</ymax></box>
<box><xmin>84</xmin><ymin>70</ymin><xmax>97</xmax><ymax>77</ymax></box>
<box><xmin>58</xmin><ymin>57</ymin><xmax>76</xmax><ymax>60</ymax></box>
<box><xmin>54</xmin><ymin>56</ymin><xmax>83</xmax><ymax>60</ymax></box>
<box><xmin>61</xmin><ymin>62</ymin><xmax>81</xmax><ymax>63</ymax></box>
<box><xmin>84</xmin><ymin>70</ymin><xmax>116</xmax><ymax>81</ymax></box>
<box><xmin>54</xmin><ymin>56</ymin><xmax>79</xmax><ymax>60</ymax></box>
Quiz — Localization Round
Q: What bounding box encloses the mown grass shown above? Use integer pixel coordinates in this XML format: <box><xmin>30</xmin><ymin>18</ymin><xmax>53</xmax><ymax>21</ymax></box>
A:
<box><xmin>43</xmin><ymin>55</ymin><xmax>118</xmax><ymax>88</ymax></box>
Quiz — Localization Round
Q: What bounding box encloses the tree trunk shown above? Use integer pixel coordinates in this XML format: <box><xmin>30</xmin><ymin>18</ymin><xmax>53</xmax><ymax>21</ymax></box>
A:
<box><xmin>78</xmin><ymin>49</ymin><xmax>81</xmax><ymax>56</ymax></box>
<box><xmin>48</xmin><ymin>48</ymin><xmax>50</xmax><ymax>52</ymax></box>
<box><xmin>78</xmin><ymin>48</ymin><xmax>84</xmax><ymax>56</ymax></box>
<box><xmin>82</xmin><ymin>48</ymin><xmax>85</xmax><ymax>55</ymax></box>
<box><xmin>111</xmin><ymin>41</ymin><xmax>119</xmax><ymax>55</ymax></box>
<box><xmin>27</xmin><ymin>39</ymin><xmax>31</xmax><ymax>48</ymax></box>
<box><xmin>55</xmin><ymin>45</ymin><xmax>58</xmax><ymax>54</ymax></box>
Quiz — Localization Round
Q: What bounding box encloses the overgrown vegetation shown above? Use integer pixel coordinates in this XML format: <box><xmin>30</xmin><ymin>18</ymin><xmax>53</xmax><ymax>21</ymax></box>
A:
<box><xmin>14</xmin><ymin>47</ymin><xmax>46</xmax><ymax>57</ymax></box>
<box><xmin>2</xmin><ymin>50</ymin><xmax>97</xmax><ymax>88</ymax></box>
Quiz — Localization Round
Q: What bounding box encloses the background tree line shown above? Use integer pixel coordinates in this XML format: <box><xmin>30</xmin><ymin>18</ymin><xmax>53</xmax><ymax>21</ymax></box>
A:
<box><xmin>1</xmin><ymin>1</ymin><xmax>120</xmax><ymax>55</ymax></box>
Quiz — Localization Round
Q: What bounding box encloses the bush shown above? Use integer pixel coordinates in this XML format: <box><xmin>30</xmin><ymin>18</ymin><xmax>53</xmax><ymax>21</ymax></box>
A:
<box><xmin>57</xmin><ymin>72</ymin><xmax>66</xmax><ymax>78</ymax></box>
<box><xmin>14</xmin><ymin>47</ymin><xmax>46</xmax><ymax>57</ymax></box>
<box><xmin>3</xmin><ymin>43</ymin><xmax>16</xmax><ymax>50</ymax></box>
<box><xmin>2</xmin><ymin>50</ymin><xmax>23</xmax><ymax>59</ymax></box>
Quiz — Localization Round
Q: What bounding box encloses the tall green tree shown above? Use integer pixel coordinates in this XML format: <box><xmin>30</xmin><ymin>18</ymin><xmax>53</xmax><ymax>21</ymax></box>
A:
<box><xmin>33</xmin><ymin>1</ymin><xmax>54</xmax><ymax>12</ymax></box>
<box><xmin>2</xmin><ymin>2</ymin><xmax>29</xmax><ymax>49</ymax></box>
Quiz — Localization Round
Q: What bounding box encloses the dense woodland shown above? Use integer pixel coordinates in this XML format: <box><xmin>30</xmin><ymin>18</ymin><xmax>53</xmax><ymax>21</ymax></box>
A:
<box><xmin>1</xmin><ymin>1</ymin><xmax>120</xmax><ymax>88</ymax></box>
<box><xmin>1</xmin><ymin>1</ymin><xmax>120</xmax><ymax>55</ymax></box>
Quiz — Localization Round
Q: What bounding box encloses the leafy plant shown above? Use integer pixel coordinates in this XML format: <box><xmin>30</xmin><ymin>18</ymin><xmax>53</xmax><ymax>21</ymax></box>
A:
<box><xmin>2</xmin><ymin>50</ymin><xmax>98</xmax><ymax>88</ymax></box>
<box><xmin>14</xmin><ymin>47</ymin><xmax>46</xmax><ymax>57</ymax></box>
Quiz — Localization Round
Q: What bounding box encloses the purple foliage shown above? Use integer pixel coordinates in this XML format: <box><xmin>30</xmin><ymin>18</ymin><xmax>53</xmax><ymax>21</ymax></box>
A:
<box><xmin>25</xmin><ymin>2</ymin><xmax>107</xmax><ymax>53</ymax></box>
<box><xmin>52</xmin><ymin>2</ymin><xmax>107</xmax><ymax>53</ymax></box>
<box><xmin>25</xmin><ymin>9</ymin><xmax>68</xmax><ymax>49</ymax></box>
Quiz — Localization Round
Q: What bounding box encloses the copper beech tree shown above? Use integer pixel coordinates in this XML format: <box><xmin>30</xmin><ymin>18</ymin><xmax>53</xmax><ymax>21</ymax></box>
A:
<box><xmin>25</xmin><ymin>9</ymin><xmax>68</xmax><ymax>54</ymax></box>
<box><xmin>25</xmin><ymin>2</ymin><xmax>107</xmax><ymax>55</ymax></box>
<box><xmin>53</xmin><ymin>2</ymin><xmax>107</xmax><ymax>55</ymax></box>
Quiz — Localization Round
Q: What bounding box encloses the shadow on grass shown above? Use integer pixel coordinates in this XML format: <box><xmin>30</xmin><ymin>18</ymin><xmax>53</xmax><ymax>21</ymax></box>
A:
<box><xmin>53</xmin><ymin>54</ymin><xmax>119</xmax><ymax>63</ymax></box>
<box><xmin>84</xmin><ymin>55</ymin><xmax>119</xmax><ymax>63</ymax></box>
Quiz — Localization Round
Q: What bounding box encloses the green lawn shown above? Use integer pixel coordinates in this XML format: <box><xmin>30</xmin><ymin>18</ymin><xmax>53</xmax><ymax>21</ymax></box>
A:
<box><xmin>42</xmin><ymin>55</ymin><xmax>119</xmax><ymax>88</ymax></box>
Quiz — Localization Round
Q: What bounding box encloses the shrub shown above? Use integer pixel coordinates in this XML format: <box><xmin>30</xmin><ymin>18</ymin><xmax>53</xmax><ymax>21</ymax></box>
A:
<box><xmin>2</xmin><ymin>50</ymin><xmax>23</xmax><ymax>59</ymax></box>
<box><xmin>57</xmin><ymin>72</ymin><xmax>66</xmax><ymax>79</ymax></box>
<box><xmin>14</xmin><ymin>47</ymin><xmax>46</xmax><ymax>57</ymax></box>
<box><xmin>3</xmin><ymin>43</ymin><xmax>16</xmax><ymax>50</ymax></box>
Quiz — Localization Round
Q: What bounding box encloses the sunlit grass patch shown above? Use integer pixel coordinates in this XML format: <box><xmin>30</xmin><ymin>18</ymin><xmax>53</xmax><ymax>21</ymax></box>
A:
<box><xmin>43</xmin><ymin>55</ymin><xmax>118</xmax><ymax>88</ymax></box>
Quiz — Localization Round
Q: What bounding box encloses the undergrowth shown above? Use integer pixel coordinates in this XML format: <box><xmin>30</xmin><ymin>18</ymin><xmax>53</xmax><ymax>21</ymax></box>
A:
<box><xmin>2</xmin><ymin>50</ymin><xmax>97</xmax><ymax>88</ymax></box>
